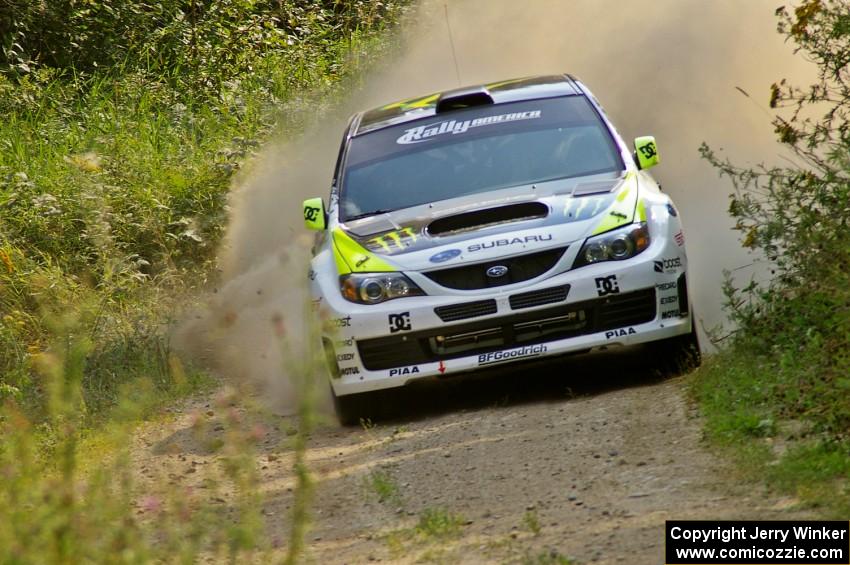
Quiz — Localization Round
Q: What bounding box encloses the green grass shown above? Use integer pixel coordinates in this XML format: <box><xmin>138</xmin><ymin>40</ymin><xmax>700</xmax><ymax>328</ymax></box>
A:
<box><xmin>690</xmin><ymin>238</ymin><xmax>850</xmax><ymax>519</ymax></box>
<box><xmin>384</xmin><ymin>507</ymin><xmax>467</xmax><ymax>560</ymax></box>
<box><xmin>365</xmin><ymin>469</ymin><xmax>401</xmax><ymax>504</ymax></box>
<box><xmin>0</xmin><ymin>323</ymin><xmax>276</xmax><ymax>562</ymax></box>
<box><xmin>522</xmin><ymin>549</ymin><xmax>576</xmax><ymax>565</ymax></box>
<box><xmin>691</xmin><ymin>350</ymin><xmax>850</xmax><ymax>518</ymax></box>
<box><xmin>522</xmin><ymin>509</ymin><xmax>542</xmax><ymax>536</ymax></box>
<box><xmin>415</xmin><ymin>508</ymin><xmax>465</xmax><ymax>540</ymax></box>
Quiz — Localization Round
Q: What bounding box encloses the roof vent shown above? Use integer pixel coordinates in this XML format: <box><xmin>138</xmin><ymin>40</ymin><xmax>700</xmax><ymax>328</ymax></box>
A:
<box><xmin>435</xmin><ymin>87</ymin><xmax>494</xmax><ymax>113</ymax></box>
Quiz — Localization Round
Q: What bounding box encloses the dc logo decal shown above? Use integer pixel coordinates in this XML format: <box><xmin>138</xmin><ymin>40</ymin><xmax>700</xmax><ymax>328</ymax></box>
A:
<box><xmin>304</xmin><ymin>206</ymin><xmax>320</xmax><ymax>222</ymax></box>
<box><xmin>639</xmin><ymin>142</ymin><xmax>657</xmax><ymax>159</ymax></box>
<box><xmin>388</xmin><ymin>312</ymin><xmax>412</xmax><ymax>333</ymax></box>
<box><xmin>595</xmin><ymin>275</ymin><xmax>619</xmax><ymax>297</ymax></box>
<box><xmin>654</xmin><ymin>261</ymin><xmax>664</xmax><ymax>273</ymax></box>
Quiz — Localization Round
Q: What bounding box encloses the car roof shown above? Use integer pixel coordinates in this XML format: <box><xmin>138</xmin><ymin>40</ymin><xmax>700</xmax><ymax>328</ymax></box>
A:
<box><xmin>354</xmin><ymin>74</ymin><xmax>582</xmax><ymax>136</ymax></box>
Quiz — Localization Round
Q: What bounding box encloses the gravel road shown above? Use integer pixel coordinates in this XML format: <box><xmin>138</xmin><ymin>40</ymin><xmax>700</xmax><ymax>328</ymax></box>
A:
<box><xmin>133</xmin><ymin>346</ymin><xmax>805</xmax><ymax>564</ymax></box>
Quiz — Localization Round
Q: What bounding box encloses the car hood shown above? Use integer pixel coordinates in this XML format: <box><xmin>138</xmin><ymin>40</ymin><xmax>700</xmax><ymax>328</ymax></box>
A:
<box><xmin>335</xmin><ymin>171</ymin><xmax>643</xmax><ymax>273</ymax></box>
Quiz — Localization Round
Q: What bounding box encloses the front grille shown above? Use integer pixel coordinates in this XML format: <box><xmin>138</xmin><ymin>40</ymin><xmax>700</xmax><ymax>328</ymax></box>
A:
<box><xmin>357</xmin><ymin>338</ymin><xmax>427</xmax><ymax>371</ymax></box>
<box><xmin>357</xmin><ymin>287</ymin><xmax>657</xmax><ymax>370</ymax></box>
<box><xmin>597</xmin><ymin>288</ymin><xmax>657</xmax><ymax>331</ymax></box>
<box><xmin>424</xmin><ymin>247</ymin><xmax>567</xmax><ymax>290</ymax></box>
<box><xmin>509</xmin><ymin>284</ymin><xmax>570</xmax><ymax>310</ymax></box>
<box><xmin>434</xmin><ymin>299</ymin><xmax>498</xmax><ymax>322</ymax></box>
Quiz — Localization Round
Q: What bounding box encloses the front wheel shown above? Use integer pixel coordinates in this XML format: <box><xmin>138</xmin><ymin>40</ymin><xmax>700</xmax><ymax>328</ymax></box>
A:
<box><xmin>650</xmin><ymin>324</ymin><xmax>701</xmax><ymax>377</ymax></box>
<box><xmin>331</xmin><ymin>387</ymin><xmax>379</xmax><ymax>426</ymax></box>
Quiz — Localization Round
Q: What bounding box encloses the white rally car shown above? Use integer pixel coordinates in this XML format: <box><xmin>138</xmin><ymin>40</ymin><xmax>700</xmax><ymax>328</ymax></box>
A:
<box><xmin>303</xmin><ymin>75</ymin><xmax>700</xmax><ymax>424</ymax></box>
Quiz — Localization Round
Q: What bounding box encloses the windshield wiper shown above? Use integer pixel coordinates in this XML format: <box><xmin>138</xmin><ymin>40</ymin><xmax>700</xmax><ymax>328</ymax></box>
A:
<box><xmin>344</xmin><ymin>209</ymin><xmax>395</xmax><ymax>221</ymax></box>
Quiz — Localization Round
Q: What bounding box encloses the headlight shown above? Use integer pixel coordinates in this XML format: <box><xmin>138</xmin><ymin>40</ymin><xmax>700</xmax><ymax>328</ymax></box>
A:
<box><xmin>573</xmin><ymin>222</ymin><xmax>650</xmax><ymax>268</ymax></box>
<box><xmin>340</xmin><ymin>273</ymin><xmax>425</xmax><ymax>304</ymax></box>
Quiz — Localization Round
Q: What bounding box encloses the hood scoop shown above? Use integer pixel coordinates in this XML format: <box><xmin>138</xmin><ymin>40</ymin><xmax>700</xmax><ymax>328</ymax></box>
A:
<box><xmin>573</xmin><ymin>179</ymin><xmax>619</xmax><ymax>196</ymax></box>
<box><xmin>427</xmin><ymin>202</ymin><xmax>549</xmax><ymax>237</ymax></box>
<box><xmin>345</xmin><ymin>214</ymin><xmax>399</xmax><ymax>237</ymax></box>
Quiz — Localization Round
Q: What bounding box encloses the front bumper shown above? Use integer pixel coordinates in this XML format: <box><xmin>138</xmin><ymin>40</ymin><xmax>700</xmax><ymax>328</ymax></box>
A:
<box><xmin>319</xmin><ymin>251</ymin><xmax>693</xmax><ymax>397</ymax></box>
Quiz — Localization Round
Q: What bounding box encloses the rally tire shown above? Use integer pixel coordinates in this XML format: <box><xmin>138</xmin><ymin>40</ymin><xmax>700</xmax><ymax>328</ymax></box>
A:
<box><xmin>651</xmin><ymin>324</ymin><xmax>701</xmax><ymax>377</ymax></box>
<box><xmin>331</xmin><ymin>387</ymin><xmax>379</xmax><ymax>427</ymax></box>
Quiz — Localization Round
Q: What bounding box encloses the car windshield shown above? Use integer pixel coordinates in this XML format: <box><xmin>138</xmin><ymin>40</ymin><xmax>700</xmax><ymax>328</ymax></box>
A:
<box><xmin>339</xmin><ymin>96</ymin><xmax>623</xmax><ymax>221</ymax></box>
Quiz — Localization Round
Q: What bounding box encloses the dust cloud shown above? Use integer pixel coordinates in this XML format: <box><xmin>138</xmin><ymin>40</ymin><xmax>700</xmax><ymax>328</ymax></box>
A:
<box><xmin>175</xmin><ymin>0</ymin><xmax>815</xmax><ymax>412</ymax></box>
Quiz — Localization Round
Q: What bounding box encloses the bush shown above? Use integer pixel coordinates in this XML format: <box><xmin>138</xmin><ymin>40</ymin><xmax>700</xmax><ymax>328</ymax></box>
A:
<box><xmin>699</xmin><ymin>0</ymin><xmax>850</xmax><ymax>442</ymax></box>
<box><xmin>0</xmin><ymin>0</ymin><xmax>412</xmax><ymax>422</ymax></box>
<box><xmin>0</xmin><ymin>1</ymin><xmax>406</xmax><ymax>86</ymax></box>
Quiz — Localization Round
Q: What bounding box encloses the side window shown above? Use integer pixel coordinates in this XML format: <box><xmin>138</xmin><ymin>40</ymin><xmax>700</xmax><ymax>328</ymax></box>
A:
<box><xmin>332</xmin><ymin>118</ymin><xmax>355</xmax><ymax>191</ymax></box>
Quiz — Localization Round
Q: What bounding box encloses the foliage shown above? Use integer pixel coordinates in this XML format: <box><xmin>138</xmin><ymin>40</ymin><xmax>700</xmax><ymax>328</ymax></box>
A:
<box><xmin>384</xmin><ymin>507</ymin><xmax>467</xmax><ymax>560</ymax></box>
<box><xmin>365</xmin><ymin>469</ymin><xmax>401</xmax><ymax>504</ymax></box>
<box><xmin>693</xmin><ymin>0</ymin><xmax>850</xmax><ymax>515</ymax></box>
<box><xmin>0</xmin><ymin>1</ymin><xmax>405</xmax><ymax>89</ymax></box>
<box><xmin>0</xmin><ymin>316</ymin><xmax>297</xmax><ymax>561</ymax></box>
<box><xmin>0</xmin><ymin>2</ymin><xmax>411</xmax><ymax>560</ymax></box>
<box><xmin>698</xmin><ymin>0</ymin><xmax>850</xmax><ymax>441</ymax></box>
<box><xmin>521</xmin><ymin>509</ymin><xmax>542</xmax><ymax>536</ymax></box>
<box><xmin>281</xmin><ymin>323</ymin><xmax>325</xmax><ymax>565</ymax></box>
<box><xmin>0</xmin><ymin>0</ymin><xmax>411</xmax><ymax>424</ymax></box>
<box><xmin>522</xmin><ymin>549</ymin><xmax>575</xmax><ymax>565</ymax></box>
<box><xmin>415</xmin><ymin>507</ymin><xmax>465</xmax><ymax>540</ymax></box>
<box><xmin>693</xmin><ymin>354</ymin><xmax>850</xmax><ymax>517</ymax></box>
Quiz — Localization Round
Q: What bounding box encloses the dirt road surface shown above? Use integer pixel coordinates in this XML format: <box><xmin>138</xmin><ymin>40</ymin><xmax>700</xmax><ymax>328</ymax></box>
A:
<box><xmin>133</xmin><ymin>346</ymin><xmax>805</xmax><ymax>564</ymax></box>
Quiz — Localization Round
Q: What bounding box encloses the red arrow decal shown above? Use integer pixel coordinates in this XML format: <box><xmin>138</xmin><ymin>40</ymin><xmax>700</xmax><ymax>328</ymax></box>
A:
<box><xmin>438</xmin><ymin>360</ymin><xmax>446</xmax><ymax>374</ymax></box>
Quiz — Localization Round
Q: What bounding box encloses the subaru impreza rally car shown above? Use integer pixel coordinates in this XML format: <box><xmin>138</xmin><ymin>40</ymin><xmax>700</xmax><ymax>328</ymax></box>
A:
<box><xmin>303</xmin><ymin>75</ymin><xmax>700</xmax><ymax>424</ymax></box>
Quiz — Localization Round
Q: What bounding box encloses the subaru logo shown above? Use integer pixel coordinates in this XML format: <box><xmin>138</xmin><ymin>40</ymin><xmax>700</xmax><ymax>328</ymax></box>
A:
<box><xmin>486</xmin><ymin>265</ymin><xmax>509</xmax><ymax>278</ymax></box>
<box><xmin>429</xmin><ymin>248</ymin><xmax>462</xmax><ymax>263</ymax></box>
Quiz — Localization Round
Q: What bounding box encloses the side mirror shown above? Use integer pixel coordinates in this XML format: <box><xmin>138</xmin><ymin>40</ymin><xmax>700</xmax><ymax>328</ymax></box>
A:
<box><xmin>634</xmin><ymin>136</ymin><xmax>660</xmax><ymax>170</ymax></box>
<box><xmin>303</xmin><ymin>197</ymin><xmax>327</xmax><ymax>230</ymax></box>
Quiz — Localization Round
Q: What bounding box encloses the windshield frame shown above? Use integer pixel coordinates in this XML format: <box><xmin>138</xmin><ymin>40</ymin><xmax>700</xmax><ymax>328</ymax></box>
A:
<box><xmin>337</xmin><ymin>94</ymin><xmax>625</xmax><ymax>222</ymax></box>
